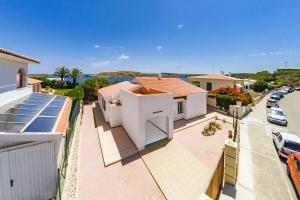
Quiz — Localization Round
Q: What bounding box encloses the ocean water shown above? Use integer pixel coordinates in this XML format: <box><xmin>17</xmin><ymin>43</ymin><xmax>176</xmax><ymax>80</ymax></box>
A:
<box><xmin>62</xmin><ymin>75</ymin><xmax>188</xmax><ymax>83</ymax></box>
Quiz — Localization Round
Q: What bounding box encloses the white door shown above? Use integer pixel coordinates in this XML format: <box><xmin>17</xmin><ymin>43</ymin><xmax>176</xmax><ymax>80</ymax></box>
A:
<box><xmin>0</xmin><ymin>142</ymin><xmax>57</xmax><ymax>200</ymax></box>
<box><xmin>0</xmin><ymin>152</ymin><xmax>12</xmax><ymax>200</ymax></box>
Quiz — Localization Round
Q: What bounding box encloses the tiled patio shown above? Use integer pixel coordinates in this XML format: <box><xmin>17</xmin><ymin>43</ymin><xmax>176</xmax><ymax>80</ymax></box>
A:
<box><xmin>141</xmin><ymin>139</ymin><xmax>211</xmax><ymax>200</ymax></box>
<box><xmin>77</xmin><ymin>104</ymin><xmax>165</xmax><ymax>200</ymax></box>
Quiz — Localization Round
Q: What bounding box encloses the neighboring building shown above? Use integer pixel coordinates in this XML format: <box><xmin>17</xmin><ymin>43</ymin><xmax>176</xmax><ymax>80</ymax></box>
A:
<box><xmin>0</xmin><ymin>48</ymin><xmax>72</xmax><ymax>199</ymax></box>
<box><xmin>28</xmin><ymin>77</ymin><xmax>43</xmax><ymax>92</ymax></box>
<box><xmin>243</xmin><ymin>78</ymin><xmax>257</xmax><ymax>90</ymax></box>
<box><xmin>188</xmin><ymin>74</ymin><xmax>244</xmax><ymax>91</ymax></box>
<box><xmin>98</xmin><ymin>77</ymin><xmax>207</xmax><ymax>151</ymax></box>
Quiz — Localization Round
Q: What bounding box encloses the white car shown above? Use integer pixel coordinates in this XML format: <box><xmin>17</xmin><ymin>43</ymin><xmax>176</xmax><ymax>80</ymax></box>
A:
<box><xmin>267</xmin><ymin>107</ymin><xmax>288</xmax><ymax>126</ymax></box>
<box><xmin>272</xmin><ymin>131</ymin><xmax>300</xmax><ymax>158</ymax></box>
<box><xmin>266</xmin><ymin>99</ymin><xmax>279</xmax><ymax>108</ymax></box>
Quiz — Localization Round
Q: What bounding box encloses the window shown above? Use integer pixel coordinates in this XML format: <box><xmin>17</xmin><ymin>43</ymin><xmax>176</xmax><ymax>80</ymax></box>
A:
<box><xmin>277</xmin><ymin>134</ymin><xmax>283</xmax><ymax>142</ymax></box>
<box><xmin>178</xmin><ymin>102</ymin><xmax>183</xmax><ymax>114</ymax></box>
<box><xmin>207</xmin><ymin>82</ymin><xmax>212</xmax><ymax>91</ymax></box>
<box><xmin>102</xmin><ymin>98</ymin><xmax>106</xmax><ymax>111</ymax></box>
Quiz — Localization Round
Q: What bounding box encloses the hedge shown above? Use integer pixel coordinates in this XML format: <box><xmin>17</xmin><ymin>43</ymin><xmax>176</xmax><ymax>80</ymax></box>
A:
<box><xmin>216</xmin><ymin>94</ymin><xmax>240</xmax><ymax>110</ymax></box>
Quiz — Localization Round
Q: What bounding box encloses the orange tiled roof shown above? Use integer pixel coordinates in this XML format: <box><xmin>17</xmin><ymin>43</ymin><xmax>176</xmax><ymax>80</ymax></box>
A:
<box><xmin>99</xmin><ymin>81</ymin><xmax>141</xmax><ymax>97</ymax></box>
<box><xmin>0</xmin><ymin>48</ymin><xmax>40</xmax><ymax>63</ymax></box>
<box><xmin>189</xmin><ymin>74</ymin><xmax>242</xmax><ymax>81</ymax></box>
<box><xmin>28</xmin><ymin>77</ymin><xmax>43</xmax><ymax>85</ymax></box>
<box><xmin>132</xmin><ymin>77</ymin><xmax>207</xmax><ymax>97</ymax></box>
<box><xmin>55</xmin><ymin>97</ymin><xmax>72</xmax><ymax>133</ymax></box>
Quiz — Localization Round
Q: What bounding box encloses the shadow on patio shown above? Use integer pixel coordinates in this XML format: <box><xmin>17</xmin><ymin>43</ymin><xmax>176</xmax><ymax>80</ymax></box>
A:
<box><xmin>92</xmin><ymin>102</ymin><xmax>138</xmax><ymax>166</ymax></box>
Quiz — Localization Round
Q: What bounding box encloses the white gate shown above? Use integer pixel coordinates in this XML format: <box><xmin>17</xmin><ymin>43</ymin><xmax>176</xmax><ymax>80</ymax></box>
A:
<box><xmin>0</xmin><ymin>142</ymin><xmax>57</xmax><ymax>200</ymax></box>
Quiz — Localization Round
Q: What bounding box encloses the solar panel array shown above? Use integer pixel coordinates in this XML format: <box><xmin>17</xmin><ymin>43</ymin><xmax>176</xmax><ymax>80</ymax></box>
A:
<box><xmin>0</xmin><ymin>93</ymin><xmax>67</xmax><ymax>133</ymax></box>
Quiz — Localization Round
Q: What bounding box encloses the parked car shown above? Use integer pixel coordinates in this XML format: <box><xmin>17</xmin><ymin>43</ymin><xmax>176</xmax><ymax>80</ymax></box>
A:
<box><xmin>278</xmin><ymin>89</ymin><xmax>289</xmax><ymax>95</ymax></box>
<box><xmin>287</xmin><ymin>152</ymin><xmax>300</xmax><ymax>196</ymax></box>
<box><xmin>266</xmin><ymin>99</ymin><xmax>279</xmax><ymax>108</ymax></box>
<box><xmin>295</xmin><ymin>86</ymin><xmax>300</xmax><ymax>91</ymax></box>
<box><xmin>267</xmin><ymin>107</ymin><xmax>288</xmax><ymax>126</ymax></box>
<box><xmin>272</xmin><ymin>131</ymin><xmax>300</xmax><ymax>158</ymax></box>
<box><xmin>270</xmin><ymin>92</ymin><xmax>281</xmax><ymax>100</ymax></box>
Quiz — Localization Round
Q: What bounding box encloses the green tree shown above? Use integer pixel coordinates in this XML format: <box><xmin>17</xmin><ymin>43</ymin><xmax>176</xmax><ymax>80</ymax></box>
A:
<box><xmin>252</xmin><ymin>81</ymin><xmax>269</xmax><ymax>92</ymax></box>
<box><xmin>70</xmin><ymin>67</ymin><xmax>83</xmax><ymax>84</ymax></box>
<box><xmin>55</xmin><ymin>66</ymin><xmax>70</xmax><ymax>81</ymax></box>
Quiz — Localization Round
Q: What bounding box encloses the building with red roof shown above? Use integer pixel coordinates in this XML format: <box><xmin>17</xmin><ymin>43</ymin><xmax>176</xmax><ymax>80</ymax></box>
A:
<box><xmin>98</xmin><ymin>76</ymin><xmax>207</xmax><ymax>150</ymax></box>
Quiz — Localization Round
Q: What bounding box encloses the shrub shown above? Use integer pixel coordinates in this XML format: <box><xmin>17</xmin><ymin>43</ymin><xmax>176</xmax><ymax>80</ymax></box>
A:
<box><xmin>252</xmin><ymin>81</ymin><xmax>268</xmax><ymax>92</ymax></box>
<box><xmin>216</xmin><ymin>95</ymin><xmax>239</xmax><ymax>110</ymax></box>
<box><xmin>81</xmin><ymin>78</ymin><xmax>111</xmax><ymax>101</ymax></box>
<box><xmin>66</xmin><ymin>85</ymin><xmax>84</xmax><ymax>101</ymax></box>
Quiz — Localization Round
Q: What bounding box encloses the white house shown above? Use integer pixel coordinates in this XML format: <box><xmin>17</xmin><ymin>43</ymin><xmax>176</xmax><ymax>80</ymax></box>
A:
<box><xmin>98</xmin><ymin>77</ymin><xmax>207</xmax><ymax>151</ymax></box>
<box><xmin>0</xmin><ymin>48</ymin><xmax>72</xmax><ymax>200</ymax></box>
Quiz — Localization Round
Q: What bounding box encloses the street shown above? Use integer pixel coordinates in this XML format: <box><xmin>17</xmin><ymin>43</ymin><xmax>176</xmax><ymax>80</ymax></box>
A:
<box><xmin>250</xmin><ymin>91</ymin><xmax>300</xmax><ymax>200</ymax></box>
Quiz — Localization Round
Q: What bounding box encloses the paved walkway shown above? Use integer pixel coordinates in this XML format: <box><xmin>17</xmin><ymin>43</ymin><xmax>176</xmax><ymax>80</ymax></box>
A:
<box><xmin>220</xmin><ymin>106</ymin><xmax>293</xmax><ymax>199</ymax></box>
<box><xmin>77</xmin><ymin>104</ymin><xmax>165</xmax><ymax>200</ymax></box>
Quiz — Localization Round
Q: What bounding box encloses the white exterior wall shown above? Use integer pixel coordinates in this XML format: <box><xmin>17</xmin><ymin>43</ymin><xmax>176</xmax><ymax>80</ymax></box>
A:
<box><xmin>190</xmin><ymin>79</ymin><xmax>237</xmax><ymax>91</ymax></box>
<box><xmin>120</xmin><ymin>90</ymin><xmax>141</xmax><ymax>149</ymax></box>
<box><xmin>173</xmin><ymin>98</ymin><xmax>186</xmax><ymax>121</ymax></box>
<box><xmin>108</xmin><ymin>104</ymin><xmax>122</xmax><ymax>127</ymax></box>
<box><xmin>185</xmin><ymin>93</ymin><xmax>207</xmax><ymax>119</ymax></box>
<box><xmin>98</xmin><ymin>94</ymin><xmax>111</xmax><ymax>122</ymax></box>
<box><xmin>120</xmin><ymin>89</ymin><xmax>173</xmax><ymax>151</ymax></box>
<box><xmin>0</xmin><ymin>59</ymin><xmax>28</xmax><ymax>94</ymax></box>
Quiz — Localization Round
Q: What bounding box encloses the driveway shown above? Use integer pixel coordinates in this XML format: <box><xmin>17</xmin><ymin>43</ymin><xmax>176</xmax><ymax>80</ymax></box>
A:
<box><xmin>77</xmin><ymin>104</ymin><xmax>165</xmax><ymax>200</ymax></box>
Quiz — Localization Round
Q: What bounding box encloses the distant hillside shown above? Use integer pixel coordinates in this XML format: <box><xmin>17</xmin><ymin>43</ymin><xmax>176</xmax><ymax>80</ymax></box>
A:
<box><xmin>97</xmin><ymin>71</ymin><xmax>201</xmax><ymax>78</ymax></box>
<box><xmin>97</xmin><ymin>71</ymin><xmax>157</xmax><ymax>77</ymax></box>
<box><xmin>231</xmin><ymin>73</ymin><xmax>254</xmax><ymax>79</ymax></box>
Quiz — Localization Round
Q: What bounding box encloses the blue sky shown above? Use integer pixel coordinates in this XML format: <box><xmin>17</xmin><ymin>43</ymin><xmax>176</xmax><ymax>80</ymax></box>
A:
<box><xmin>1</xmin><ymin>0</ymin><xmax>300</xmax><ymax>74</ymax></box>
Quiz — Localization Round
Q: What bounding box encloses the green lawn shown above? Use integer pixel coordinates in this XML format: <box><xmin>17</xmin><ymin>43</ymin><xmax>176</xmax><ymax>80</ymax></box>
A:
<box><xmin>54</xmin><ymin>89</ymin><xmax>72</xmax><ymax>96</ymax></box>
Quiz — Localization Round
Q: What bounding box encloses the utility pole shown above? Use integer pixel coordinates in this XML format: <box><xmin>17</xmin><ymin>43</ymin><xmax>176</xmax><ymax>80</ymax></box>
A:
<box><xmin>285</xmin><ymin>61</ymin><xmax>288</xmax><ymax>68</ymax></box>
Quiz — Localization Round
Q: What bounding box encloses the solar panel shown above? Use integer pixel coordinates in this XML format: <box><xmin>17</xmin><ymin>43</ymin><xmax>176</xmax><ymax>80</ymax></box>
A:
<box><xmin>0</xmin><ymin>122</ymin><xmax>25</xmax><ymax>133</ymax></box>
<box><xmin>48</xmin><ymin>101</ymin><xmax>65</xmax><ymax>107</ymax></box>
<box><xmin>40</xmin><ymin>107</ymin><xmax>62</xmax><ymax>117</ymax></box>
<box><xmin>0</xmin><ymin>114</ymin><xmax>33</xmax><ymax>123</ymax></box>
<box><xmin>22</xmin><ymin>100</ymin><xmax>48</xmax><ymax>105</ymax></box>
<box><xmin>15</xmin><ymin>104</ymin><xmax>43</xmax><ymax>110</ymax></box>
<box><xmin>54</xmin><ymin>96</ymin><xmax>67</xmax><ymax>101</ymax></box>
<box><xmin>6</xmin><ymin>108</ymin><xmax>38</xmax><ymax>115</ymax></box>
<box><xmin>24</xmin><ymin>117</ymin><xmax>57</xmax><ymax>132</ymax></box>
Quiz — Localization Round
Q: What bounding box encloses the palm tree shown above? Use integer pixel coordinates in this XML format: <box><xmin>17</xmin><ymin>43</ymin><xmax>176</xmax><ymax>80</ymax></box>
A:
<box><xmin>70</xmin><ymin>67</ymin><xmax>83</xmax><ymax>84</ymax></box>
<box><xmin>55</xmin><ymin>66</ymin><xmax>70</xmax><ymax>81</ymax></box>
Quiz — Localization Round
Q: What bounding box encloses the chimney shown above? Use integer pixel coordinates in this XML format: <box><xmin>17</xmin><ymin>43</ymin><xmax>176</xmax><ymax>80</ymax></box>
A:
<box><xmin>158</xmin><ymin>73</ymin><xmax>162</xmax><ymax>80</ymax></box>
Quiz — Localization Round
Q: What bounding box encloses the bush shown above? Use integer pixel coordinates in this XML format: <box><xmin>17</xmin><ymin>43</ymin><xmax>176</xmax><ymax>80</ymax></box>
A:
<box><xmin>81</xmin><ymin>78</ymin><xmax>111</xmax><ymax>101</ymax></box>
<box><xmin>216</xmin><ymin>95</ymin><xmax>239</xmax><ymax>110</ymax></box>
<box><xmin>252</xmin><ymin>81</ymin><xmax>268</xmax><ymax>92</ymax></box>
<box><xmin>66</xmin><ymin>85</ymin><xmax>84</xmax><ymax>101</ymax></box>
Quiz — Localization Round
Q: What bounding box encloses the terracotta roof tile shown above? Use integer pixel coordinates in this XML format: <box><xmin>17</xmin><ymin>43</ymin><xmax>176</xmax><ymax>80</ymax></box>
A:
<box><xmin>132</xmin><ymin>77</ymin><xmax>207</xmax><ymax>97</ymax></box>
<box><xmin>0</xmin><ymin>48</ymin><xmax>40</xmax><ymax>63</ymax></box>
<box><xmin>189</xmin><ymin>74</ymin><xmax>242</xmax><ymax>81</ymax></box>
<box><xmin>99</xmin><ymin>81</ymin><xmax>141</xmax><ymax>97</ymax></box>
<box><xmin>28</xmin><ymin>77</ymin><xmax>43</xmax><ymax>84</ymax></box>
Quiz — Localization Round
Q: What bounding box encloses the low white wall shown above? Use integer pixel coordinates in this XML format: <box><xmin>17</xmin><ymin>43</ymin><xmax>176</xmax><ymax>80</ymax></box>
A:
<box><xmin>0</xmin><ymin>86</ymin><xmax>32</xmax><ymax>107</ymax></box>
<box><xmin>185</xmin><ymin>93</ymin><xmax>207</xmax><ymax>119</ymax></box>
<box><xmin>98</xmin><ymin>94</ymin><xmax>111</xmax><ymax>122</ymax></box>
<box><xmin>0</xmin><ymin>59</ymin><xmax>28</xmax><ymax>94</ymax></box>
<box><xmin>109</xmin><ymin>104</ymin><xmax>122</xmax><ymax>127</ymax></box>
<box><xmin>207</xmin><ymin>96</ymin><xmax>217</xmax><ymax>108</ymax></box>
